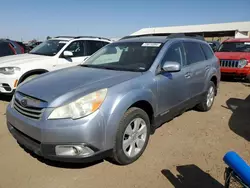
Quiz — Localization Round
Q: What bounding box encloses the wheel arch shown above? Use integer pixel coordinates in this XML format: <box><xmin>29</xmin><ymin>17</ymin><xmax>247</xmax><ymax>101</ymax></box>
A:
<box><xmin>18</xmin><ymin>69</ymin><xmax>49</xmax><ymax>85</ymax></box>
<box><xmin>104</xmin><ymin>89</ymin><xmax>156</xmax><ymax>149</ymax></box>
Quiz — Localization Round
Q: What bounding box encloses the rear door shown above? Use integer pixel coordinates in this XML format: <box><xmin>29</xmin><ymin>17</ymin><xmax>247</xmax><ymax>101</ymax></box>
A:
<box><xmin>183</xmin><ymin>41</ymin><xmax>207</xmax><ymax>98</ymax></box>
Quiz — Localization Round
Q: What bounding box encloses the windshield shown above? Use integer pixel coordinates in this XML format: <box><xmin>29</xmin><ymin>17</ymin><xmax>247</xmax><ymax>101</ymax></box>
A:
<box><xmin>82</xmin><ymin>42</ymin><xmax>163</xmax><ymax>72</ymax></box>
<box><xmin>218</xmin><ymin>42</ymin><xmax>250</xmax><ymax>52</ymax></box>
<box><xmin>29</xmin><ymin>40</ymin><xmax>68</xmax><ymax>56</ymax></box>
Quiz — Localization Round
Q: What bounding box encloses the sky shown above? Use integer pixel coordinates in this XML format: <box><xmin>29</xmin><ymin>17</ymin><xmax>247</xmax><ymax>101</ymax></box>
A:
<box><xmin>0</xmin><ymin>0</ymin><xmax>249</xmax><ymax>41</ymax></box>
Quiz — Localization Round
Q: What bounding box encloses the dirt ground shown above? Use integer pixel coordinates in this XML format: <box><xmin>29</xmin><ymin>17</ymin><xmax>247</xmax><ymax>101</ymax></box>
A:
<box><xmin>0</xmin><ymin>81</ymin><xmax>249</xmax><ymax>188</ymax></box>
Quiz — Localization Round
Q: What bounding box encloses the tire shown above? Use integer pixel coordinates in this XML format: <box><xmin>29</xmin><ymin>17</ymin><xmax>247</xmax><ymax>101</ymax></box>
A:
<box><xmin>112</xmin><ymin>107</ymin><xmax>150</xmax><ymax>165</ymax></box>
<box><xmin>22</xmin><ymin>74</ymin><xmax>39</xmax><ymax>84</ymax></box>
<box><xmin>245</xmin><ymin>75</ymin><xmax>250</xmax><ymax>83</ymax></box>
<box><xmin>196</xmin><ymin>81</ymin><xmax>216</xmax><ymax>112</ymax></box>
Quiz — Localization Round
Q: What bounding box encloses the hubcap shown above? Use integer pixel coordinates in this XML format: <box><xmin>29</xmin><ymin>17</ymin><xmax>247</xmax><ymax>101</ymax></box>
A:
<box><xmin>206</xmin><ymin>86</ymin><xmax>215</xmax><ymax>108</ymax></box>
<box><xmin>122</xmin><ymin>118</ymin><xmax>147</xmax><ymax>158</ymax></box>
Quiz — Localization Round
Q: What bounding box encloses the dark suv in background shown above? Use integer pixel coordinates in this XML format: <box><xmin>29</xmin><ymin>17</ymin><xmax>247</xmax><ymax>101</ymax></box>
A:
<box><xmin>0</xmin><ymin>39</ymin><xmax>24</xmax><ymax>57</ymax></box>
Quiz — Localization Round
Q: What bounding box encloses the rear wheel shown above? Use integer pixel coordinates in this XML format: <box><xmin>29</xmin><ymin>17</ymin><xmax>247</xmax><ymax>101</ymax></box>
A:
<box><xmin>112</xmin><ymin>107</ymin><xmax>150</xmax><ymax>165</ymax></box>
<box><xmin>196</xmin><ymin>81</ymin><xmax>216</xmax><ymax>112</ymax></box>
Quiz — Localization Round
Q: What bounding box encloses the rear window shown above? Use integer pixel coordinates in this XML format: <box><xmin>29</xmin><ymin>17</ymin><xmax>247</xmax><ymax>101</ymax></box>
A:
<box><xmin>183</xmin><ymin>42</ymin><xmax>206</xmax><ymax>65</ymax></box>
<box><xmin>201</xmin><ymin>43</ymin><xmax>214</xmax><ymax>59</ymax></box>
<box><xmin>218</xmin><ymin>42</ymin><xmax>250</xmax><ymax>52</ymax></box>
<box><xmin>0</xmin><ymin>42</ymin><xmax>14</xmax><ymax>57</ymax></box>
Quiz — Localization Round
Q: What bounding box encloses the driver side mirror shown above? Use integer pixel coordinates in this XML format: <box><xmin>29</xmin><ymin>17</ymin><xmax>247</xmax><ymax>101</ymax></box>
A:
<box><xmin>162</xmin><ymin>61</ymin><xmax>181</xmax><ymax>72</ymax></box>
<box><xmin>63</xmin><ymin>51</ymin><xmax>73</xmax><ymax>57</ymax></box>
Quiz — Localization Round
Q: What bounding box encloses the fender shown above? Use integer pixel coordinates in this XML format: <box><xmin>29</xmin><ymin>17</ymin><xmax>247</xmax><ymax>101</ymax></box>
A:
<box><xmin>204</xmin><ymin>66</ymin><xmax>218</xmax><ymax>92</ymax></box>
<box><xmin>18</xmin><ymin>69</ymin><xmax>49</xmax><ymax>85</ymax></box>
<box><xmin>104</xmin><ymin>88</ymin><xmax>156</xmax><ymax>149</ymax></box>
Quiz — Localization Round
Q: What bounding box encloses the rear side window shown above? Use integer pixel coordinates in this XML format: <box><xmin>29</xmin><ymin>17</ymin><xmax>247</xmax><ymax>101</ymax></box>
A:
<box><xmin>183</xmin><ymin>42</ymin><xmax>206</xmax><ymax>65</ymax></box>
<box><xmin>86</xmin><ymin>41</ymin><xmax>107</xmax><ymax>55</ymax></box>
<box><xmin>201</xmin><ymin>43</ymin><xmax>214</xmax><ymax>59</ymax></box>
<box><xmin>0</xmin><ymin>42</ymin><xmax>14</xmax><ymax>57</ymax></box>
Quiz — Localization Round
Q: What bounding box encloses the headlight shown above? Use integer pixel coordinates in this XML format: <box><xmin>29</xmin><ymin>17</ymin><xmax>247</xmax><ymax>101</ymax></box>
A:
<box><xmin>48</xmin><ymin>88</ymin><xmax>107</xmax><ymax>120</ymax></box>
<box><xmin>238</xmin><ymin>59</ymin><xmax>248</xmax><ymax>68</ymax></box>
<box><xmin>0</xmin><ymin>67</ymin><xmax>21</xmax><ymax>75</ymax></box>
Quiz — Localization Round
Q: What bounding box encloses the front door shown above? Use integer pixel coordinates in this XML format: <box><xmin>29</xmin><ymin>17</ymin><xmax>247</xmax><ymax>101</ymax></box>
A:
<box><xmin>56</xmin><ymin>40</ymin><xmax>89</xmax><ymax>70</ymax></box>
<box><xmin>156</xmin><ymin>41</ymin><xmax>190</xmax><ymax>117</ymax></box>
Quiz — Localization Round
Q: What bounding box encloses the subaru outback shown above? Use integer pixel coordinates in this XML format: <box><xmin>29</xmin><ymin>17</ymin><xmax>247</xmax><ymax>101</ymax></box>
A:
<box><xmin>6</xmin><ymin>34</ymin><xmax>220</xmax><ymax>165</ymax></box>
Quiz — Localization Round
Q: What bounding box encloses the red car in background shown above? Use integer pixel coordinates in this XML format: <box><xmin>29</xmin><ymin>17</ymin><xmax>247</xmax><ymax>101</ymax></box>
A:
<box><xmin>0</xmin><ymin>39</ymin><xmax>24</xmax><ymax>57</ymax></box>
<box><xmin>215</xmin><ymin>38</ymin><xmax>250</xmax><ymax>81</ymax></box>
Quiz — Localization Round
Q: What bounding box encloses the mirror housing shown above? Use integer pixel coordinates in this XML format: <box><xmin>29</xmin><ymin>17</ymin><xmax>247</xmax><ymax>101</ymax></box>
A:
<box><xmin>162</xmin><ymin>61</ymin><xmax>181</xmax><ymax>72</ymax></box>
<box><xmin>63</xmin><ymin>51</ymin><xmax>73</xmax><ymax>57</ymax></box>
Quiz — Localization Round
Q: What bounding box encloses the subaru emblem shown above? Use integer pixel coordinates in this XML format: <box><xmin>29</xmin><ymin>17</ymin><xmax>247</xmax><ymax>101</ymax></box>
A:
<box><xmin>20</xmin><ymin>98</ymin><xmax>28</xmax><ymax>107</ymax></box>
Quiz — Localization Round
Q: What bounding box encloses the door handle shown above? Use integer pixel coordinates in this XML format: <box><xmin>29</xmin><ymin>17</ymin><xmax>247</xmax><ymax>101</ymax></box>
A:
<box><xmin>205</xmin><ymin>65</ymin><xmax>210</xmax><ymax>70</ymax></box>
<box><xmin>185</xmin><ymin>72</ymin><xmax>191</xmax><ymax>78</ymax></box>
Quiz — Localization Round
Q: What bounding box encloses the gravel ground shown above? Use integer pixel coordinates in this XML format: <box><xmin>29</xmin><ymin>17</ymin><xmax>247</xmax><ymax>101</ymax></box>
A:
<box><xmin>0</xmin><ymin>81</ymin><xmax>249</xmax><ymax>188</ymax></box>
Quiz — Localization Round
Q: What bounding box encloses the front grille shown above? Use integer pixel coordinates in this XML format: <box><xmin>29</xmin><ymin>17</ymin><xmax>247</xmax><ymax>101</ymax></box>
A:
<box><xmin>220</xmin><ymin>59</ymin><xmax>239</xmax><ymax>68</ymax></box>
<box><xmin>13</xmin><ymin>97</ymin><xmax>44</xmax><ymax>119</ymax></box>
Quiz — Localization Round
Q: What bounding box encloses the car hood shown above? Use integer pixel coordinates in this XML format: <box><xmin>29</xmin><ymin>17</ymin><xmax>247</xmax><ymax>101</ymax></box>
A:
<box><xmin>215</xmin><ymin>52</ymin><xmax>250</xmax><ymax>60</ymax></box>
<box><xmin>0</xmin><ymin>53</ymin><xmax>51</xmax><ymax>67</ymax></box>
<box><xmin>17</xmin><ymin>66</ymin><xmax>141</xmax><ymax>106</ymax></box>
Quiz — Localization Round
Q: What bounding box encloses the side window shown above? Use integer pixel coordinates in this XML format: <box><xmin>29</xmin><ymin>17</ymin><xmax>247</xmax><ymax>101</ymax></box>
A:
<box><xmin>201</xmin><ymin>43</ymin><xmax>214</xmax><ymax>59</ymax></box>
<box><xmin>161</xmin><ymin>42</ymin><xmax>184</xmax><ymax>65</ymax></box>
<box><xmin>183</xmin><ymin>42</ymin><xmax>206</xmax><ymax>65</ymax></box>
<box><xmin>64</xmin><ymin>41</ymin><xmax>85</xmax><ymax>57</ymax></box>
<box><xmin>86</xmin><ymin>41</ymin><xmax>106</xmax><ymax>55</ymax></box>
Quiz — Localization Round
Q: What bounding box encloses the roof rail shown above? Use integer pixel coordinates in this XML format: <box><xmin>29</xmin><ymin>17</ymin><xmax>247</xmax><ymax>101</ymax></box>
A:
<box><xmin>54</xmin><ymin>36</ymin><xmax>75</xmax><ymax>38</ymax></box>
<box><xmin>74</xmin><ymin>36</ymin><xmax>111</xmax><ymax>41</ymax></box>
<box><xmin>120</xmin><ymin>33</ymin><xmax>205</xmax><ymax>41</ymax></box>
<box><xmin>120</xmin><ymin>34</ymin><xmax>165</xmax><ymax>40</ymax></box>
<box><xmin>166</xmin><ymin>33</ymin><xmax>205</xmax><ymax>41</ymax></box>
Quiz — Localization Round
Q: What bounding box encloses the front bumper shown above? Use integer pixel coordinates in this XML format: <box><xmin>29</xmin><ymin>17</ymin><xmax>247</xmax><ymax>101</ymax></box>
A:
<box><xmin>220</xmin><ymin>67</ymin><xmax>250</xmax><ymax>77</ymax></box>
<box><xmin>0</xmin><ymin>75</ymin><xmax>18</xmax><ymax>94</ymax></box>
<box><xmin>6</xmin><ymin>104</ymin><xmax>109</xmax><ymax>162</ymax></box>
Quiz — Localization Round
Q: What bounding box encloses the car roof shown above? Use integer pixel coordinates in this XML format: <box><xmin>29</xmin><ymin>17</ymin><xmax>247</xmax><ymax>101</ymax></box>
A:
<box><xmin>116</xmin><ymin>36</ymin><xmax>168</xmax><ymax>43</ymax></box>
<box><xmin>224</xmin><ymin>38</ymin><xmax>250</xmax><ymax>42</ymax></box>
<box><xmin>117</xmin><ymin>34</ymin><xmax>206</xmax><ymax>44</ymax></box>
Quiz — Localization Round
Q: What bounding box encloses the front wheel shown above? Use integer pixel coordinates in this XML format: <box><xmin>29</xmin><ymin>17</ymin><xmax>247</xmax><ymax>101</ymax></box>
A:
<box><xmin>112</xmin><ymin>107</ymin><xmax>150</xmax><ymax>165</ymax></box>
<box><xmin>21</xmin><ymin>74</ymin><xmax>40</xmax><ymax>84</ymax></box>
<box><xmin>196</xmin><ymin>81</ymin><xmax>216</xmax><ymax>112</ymax></box>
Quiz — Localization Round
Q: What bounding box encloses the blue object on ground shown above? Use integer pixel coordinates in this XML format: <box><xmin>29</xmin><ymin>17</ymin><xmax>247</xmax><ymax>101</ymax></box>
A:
<box><xmin>223</xmin><ymin>151</ymin><xmax>250</xmax><ymax>186</ymax></box>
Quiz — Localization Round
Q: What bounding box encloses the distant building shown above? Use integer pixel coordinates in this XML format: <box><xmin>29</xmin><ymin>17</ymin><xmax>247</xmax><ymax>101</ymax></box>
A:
<box><xmin>131</xmin><ymin>21</ymin><xmax>250</xmax><ymax>41</ymax></box>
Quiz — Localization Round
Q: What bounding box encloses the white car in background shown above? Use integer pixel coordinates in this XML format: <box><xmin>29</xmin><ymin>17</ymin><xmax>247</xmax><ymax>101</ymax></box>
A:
<box><xmin>0</xmin><ymin>36</ymin><xmax>111</xmax><ymax>94</ymax></box>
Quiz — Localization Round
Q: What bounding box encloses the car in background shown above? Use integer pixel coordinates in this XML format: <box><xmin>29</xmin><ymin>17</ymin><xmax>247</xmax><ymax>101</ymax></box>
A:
<box><xmin>0</xmin><ymin>39</ymin><xmax>24</xmax><ymax>57</ymax></box>
<box><xmin>207</xmin><ymin>41</ymin><xmax>220</xmax><ymax>52</ymax></box>
<box><xmin>215</xmin><ymin>38</ymin><xmax>250</xmax><ymax>81</ymax></box>
<box><xmin>26</xmin><ymin>41</ymin><xmax>43</xmax><ymax>52</ymax></box>
<box><xmin>6</xmin><ymin>33</ymin><xmax>220</xmax><ymax>165</ymax></box>
<box><xmin>0</xmin><ymin>36</ymin><xmax>111</xmax><ymax>94</ymax></box>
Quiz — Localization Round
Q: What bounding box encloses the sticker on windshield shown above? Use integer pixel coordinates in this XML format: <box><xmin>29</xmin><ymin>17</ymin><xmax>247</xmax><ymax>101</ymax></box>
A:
<box><xmin>244</xmin><ymin>42</ymin><xmax>250</xmax><ymax>45</ymax></box>
<box><xmin>142</xmin><ymin>43</ymin><xmax>161</xmax><ymax>47</ymax></box>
